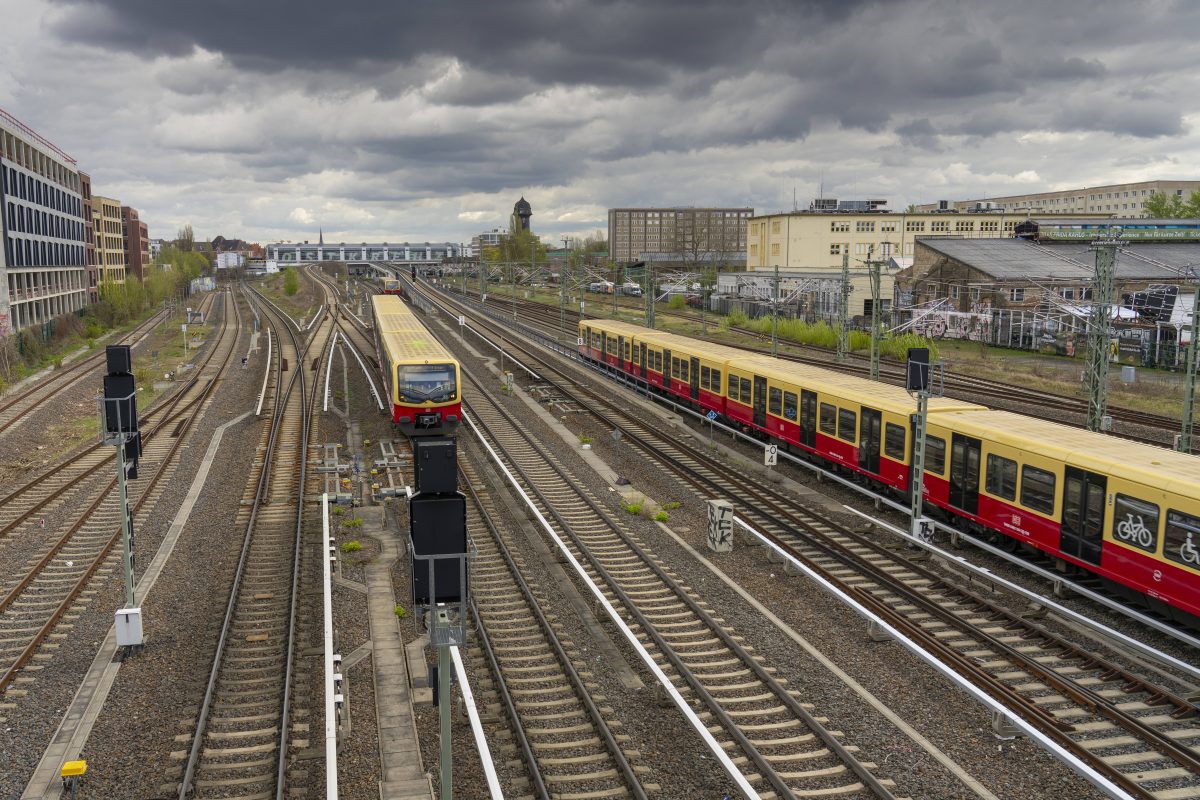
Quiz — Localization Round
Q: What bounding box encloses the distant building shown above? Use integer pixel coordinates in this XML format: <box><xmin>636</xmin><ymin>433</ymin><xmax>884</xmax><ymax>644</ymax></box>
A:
<box><xmin>915</xmin><ymin>180</ymin><xmax>1200</xmax><ymax>218</ymax></box>
<box><xmin>266</xmin><ymin>241</ymin><xmax>463</xmax><ymax>263</ymax></box>
<box><xmin>91</xmin><ymin>195</ymin><xmax>126</xmax><ymax>284</ymax></box>
<box><xmin>0</xmin><ymin>108</ymin><xmax>90</xmax><ymax>333</ymax></box>
<box><xmin>216</xmin><ymin>252</ymin><xmax>244</xmax><ymax>269</ymax></box>
<box><xmin>608</xmin><ymin>207</ymin><xmax>752</xmax><ymax>264</ymax></box>
<box><xmin>149</xmin><ymin>237</ymin><xmax>165</xmax><ymax>261</ymax></box>
<box><xmin>121</xmin><ymin>205</ymin><xmax>149</xmax><ymax>281</ymax></box>
<box><xmin>471</xmin><ymin>229</ymin><xmax>505</xmax><ymax>256</ymax></box>
<box><xmin>511</xmin><ymin>197</ymin><xmax>532</xmax><ymax>233</ymax></box>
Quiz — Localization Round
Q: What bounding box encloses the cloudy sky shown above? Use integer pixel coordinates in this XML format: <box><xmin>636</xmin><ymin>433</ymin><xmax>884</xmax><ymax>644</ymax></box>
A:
<box><xmin>1</xmin><ymin>0</ymin><xmax>1197</xmax><ymax>246</ymax></box>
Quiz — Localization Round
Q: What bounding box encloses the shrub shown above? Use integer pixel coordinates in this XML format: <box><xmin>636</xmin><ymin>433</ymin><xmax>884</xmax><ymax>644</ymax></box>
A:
<box><xmin>663</xmin><ymin>501</ymin><xmax>681</xmax><ymax>510</ymax></box>
<box><xmin>654</xmin><ymin>511</ymin><xmax>669</xmax><ymax>523</ymax></box>
<box><xmin>340</xmin><ymin>539</ymin><xmax>362</xmax><ymax>553</ymax></box>
<box><xmin>283</xmin><ymin>268</ymin><xmax>299</xmax><ymax>296</ymax></box>
<box><xmin>726</xmin><ymin>309</ymin><xmax>749</xmax><ymax>327</ymax></box>
<box><xmin>622</xmin><ymin>497</ymin><xmax>643</xmax><ymax>515</ymax></box>
<box><xmin>342</xmin><ymin>517</ymin><xmax>364</xmax><ymax>529</ymax></box>
<box><xmin>668</xmin><ymin>295</ymin><xmax>686</xmax><ymax>310</ymax></box>
<box><xmin>394</xmin><ymin>605</ymin><xmax>407</xmax><ymax>619</ymax></box>
<box><xmin>331</xmin><ymin>506</ymin><xmax>345</xmax><ymax>516</ymax></box>
<box><xmin>578</xmin><ymin>432</ymin><xmax>593</xmax><ymax>444</ymax></box>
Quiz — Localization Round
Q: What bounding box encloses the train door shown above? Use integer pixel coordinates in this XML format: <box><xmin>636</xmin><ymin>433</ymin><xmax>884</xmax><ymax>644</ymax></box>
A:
<box><xmin>859</xmin><ymin>407</ymin><xmax>882</xmax><ymax>474</ymax></box>
<box><xmin>800</xmin><ymin>390</ymin><xmax>817</xmax><ymax>448</ymax></box>
<box><xmin>639</xmin><ymin>343</ymin><xmax>647</xmax><ymax>378</ymax></box>
<box><xmin>690</xmin><ymin>357</ymin><xmax>700</xmax><ymax>401</ymax></box>
<box><xmin>663</xmin><ymin>349</ymin><xmax>672</xmax><ymax>389</ymax></box>
<box><xmin>752</xmin><ymin>376</ymin><xmax>767</xmax><ymax>429</ymax></box>
<box><xmin>948</xmin><ymin>434</ymin><xmax>981</xmax><ymax>515</ymax></box>
<box><xmin>1060</xmin><ymin>467</ymin><xmax>1105</xmax><ymax>566</ymax></box>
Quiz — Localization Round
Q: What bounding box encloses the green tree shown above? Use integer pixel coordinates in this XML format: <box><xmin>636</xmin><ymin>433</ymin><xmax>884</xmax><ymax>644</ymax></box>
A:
<box><xmin>176</xmin><ymin>224</ymin><xmax>195</xmax><ymax>251</ymax></box>
<box><xmin>905</xmin><ymin>203</ymin><xmax>919</xmax><ymax>213</ymax></box>
<box><xmin>1144</xmin><ymin>191</ymin><xmax>1200</xmax><ymax>218</ymax></box>
<box><xmin>283</xmin><ymin>267</ymin><xmax>299</xmax><ymax>296</ymax></box>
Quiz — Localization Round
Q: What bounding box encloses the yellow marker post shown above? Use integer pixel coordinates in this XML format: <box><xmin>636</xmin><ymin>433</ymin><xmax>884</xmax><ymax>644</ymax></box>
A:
<box><xmin>61</xmin><ymin>760</ymin><xmax>87</xmax><ymax>799</ymax></box>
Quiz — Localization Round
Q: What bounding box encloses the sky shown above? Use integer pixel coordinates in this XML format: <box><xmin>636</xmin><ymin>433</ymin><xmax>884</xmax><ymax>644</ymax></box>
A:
<box><xmin>1</xmin><ymin>0</ymin><xmax>1197</xmax><ymax>246</ymax></box>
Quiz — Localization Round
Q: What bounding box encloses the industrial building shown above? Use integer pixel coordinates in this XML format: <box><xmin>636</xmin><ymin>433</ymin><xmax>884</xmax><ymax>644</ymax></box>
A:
<box><xmin>0</xmin><ymin>109</ymin><xmax>90</xmax><ymax>334</ymax></box>
<box><xmin>915</xmin><ymin>180</ymin><xmax>1200</xmax><ymax>217</ymax></box>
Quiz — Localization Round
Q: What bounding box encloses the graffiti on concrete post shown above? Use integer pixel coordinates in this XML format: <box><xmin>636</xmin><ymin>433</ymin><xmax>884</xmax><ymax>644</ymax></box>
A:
<box><xmin>707</xmin><ymin>499</ymin><xmax>734</xmax><ymax>553</ymax></box>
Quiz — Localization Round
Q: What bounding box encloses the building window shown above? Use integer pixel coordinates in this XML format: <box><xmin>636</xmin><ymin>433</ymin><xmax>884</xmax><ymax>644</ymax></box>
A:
<box><xmin>950</xmin><ymin>285</ymin><xmax>960</xmax><ymax>299</ymax></box>
<box><xmin>881</xmin><ymin>222</ymin><xmax>897</xmax><ymax>232</ymax></box>
<box><xmin>1061</xmin><ymin>288</ymin><xmax>1075</xmax><ymax>300</ymax></box>
<box><xmin>1010</xmin><ymin>287</ymin><xmax>1025</xmax><ymax>302</ymax></box>
<box><xmin>931</xmin><ymin>221</ymin><xmax>950</xmax><ymax>232</ymax></box>
<box><xmin>906</xmin><ymin>221</ymin><xmax>926</xmax><ymax>232</ymax></box>
<box><xmin>856</xmin><ymin>221</ymin><xmax>875</xmax><ymax>233</ymax></box>
<box><xmin>955</xmin><ymin>221</ymin><xmax>974</xmax><ymax>232</ymax></box>
<box><xmin>771</xmin><ymin>220</ymin><xmax>781</xmax><ymax>234</ymax></box>
<box><xmin>830</xmin><ymin>244</ymin><xmax>842</xmax><ymax>255</ymax></box>
<box><xmin>749</xmin><ymin>244</ymin><xmax>758</xmax><ymax>256</ymax></box>
<box><xmin>771</xmin><ymin>243</ymin><xmax>780</xmax><ymax>256</ymax></box>
<box><xmin>980</xmin><ymin>221</ymin><xmax>999</xmax><ymax>232</ymax></box>
<box><xmin>831</xmin><ymin>221</ymin><xmax>850</xmax><ymax>233</ymax></box>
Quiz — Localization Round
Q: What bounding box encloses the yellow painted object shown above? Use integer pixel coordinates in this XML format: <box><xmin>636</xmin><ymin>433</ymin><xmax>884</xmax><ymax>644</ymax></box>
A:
<box><xmin>61</xmin><ymin>760</ymin><xmax>87</xmax><ymax>778</ymax></box>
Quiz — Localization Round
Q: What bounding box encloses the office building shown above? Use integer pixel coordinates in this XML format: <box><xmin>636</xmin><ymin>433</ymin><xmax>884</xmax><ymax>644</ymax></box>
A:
<box><xmin>0</xmin><ymin>108</ymin><xmax>90</xmax><ymax>333</ymax></box>
<box><xmin>608</xmin><ymin>207</ymin><xmax>753</xmax><ymax>264</ymax></box>
<box><xmin>91</xmin><ymin>195</ymin><xmax>126</xmax><ymax>284</ymax></box>
<box><xmin>915</xmin><ymin>180</ymin><xmax>1200</xmax><ymax>217</ymax></box>
<box><xmin>121</xmin><ymin>206</ymin><xmax>150</xmax><ymax>282</ymax></box>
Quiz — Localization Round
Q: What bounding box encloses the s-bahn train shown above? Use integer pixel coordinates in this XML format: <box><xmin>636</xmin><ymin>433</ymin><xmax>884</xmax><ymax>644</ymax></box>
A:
<box><xmin>382</xmin><ymin>277</ymin><xmax>402</xmax><ymax>295</ymax></box>
<box><xmin>580</xmin><ymin>318</ymin><xmax>1200</xmax><ymax>628</ymax></box>
<box><xmin>372</xmin><ymin>294</ymin><xmax>460</xmax><ymax>436</ymax></box>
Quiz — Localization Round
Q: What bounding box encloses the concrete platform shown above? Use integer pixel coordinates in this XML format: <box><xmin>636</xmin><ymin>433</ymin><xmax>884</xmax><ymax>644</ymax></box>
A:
<box><xmin>364</xmin><ymin>508</ymin><xmax>434</xmax><ymax>800</ymax></box>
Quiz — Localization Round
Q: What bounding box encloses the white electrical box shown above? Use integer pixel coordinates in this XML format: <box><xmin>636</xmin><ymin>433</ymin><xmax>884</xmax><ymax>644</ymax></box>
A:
<box><xmin>115</xmin><ymin>607</ymin><xmax>143</xmax><ymax>647</ymax></box>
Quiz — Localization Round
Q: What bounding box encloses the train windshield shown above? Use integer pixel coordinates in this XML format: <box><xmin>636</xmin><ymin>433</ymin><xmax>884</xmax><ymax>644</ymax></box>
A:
<box><xmin>397</xmin><ymin>363</ymin><xmax>457</xmax><ymax>402</ymax></box>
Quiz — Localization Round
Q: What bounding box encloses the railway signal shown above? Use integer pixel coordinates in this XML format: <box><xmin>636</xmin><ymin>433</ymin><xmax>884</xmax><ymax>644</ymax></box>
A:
<box><xmin>100</xmin><ymin>344</ymin><xmax>143</xmax><ymax>650</ymax></box>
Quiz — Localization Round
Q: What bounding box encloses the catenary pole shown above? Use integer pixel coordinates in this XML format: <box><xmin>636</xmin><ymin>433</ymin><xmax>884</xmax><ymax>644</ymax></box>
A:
<box><xmin>1086</xmin><ymin>230</ymin><xmax>1122</xmax><ymax>432</ymax></box>
<box><xmin>837</xmin><ymin>253</ymin><xmax>850</xmax><ymax>363</ymax></box>
<box><xmin>869</xmin><ymin>247</ymin><xmax>882</xmax><ymax>380</ymax></box>
<box><xmin>1180</xmin><ymin>274</ymin><xmax>1200</xmax><ymax>452</ymax></box>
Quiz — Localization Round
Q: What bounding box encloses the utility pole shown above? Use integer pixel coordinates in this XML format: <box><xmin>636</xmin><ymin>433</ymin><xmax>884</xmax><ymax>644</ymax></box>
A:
<box><xmin>478</xmin><ymin>256</ymin><xmax>487</xmax><ymax>300</ymax></box>
<box><xmin>1179</xmin><ymin>271</ymin><xmax>1200</xmax><ymax>452</ymax></box>
<box><xmin>772</xmin><ymin>262</ymin><xmax>780</xmax><ymax>356</ymax></box>
<box><xmin>645</xmin><ymin>264</ymin><xmax>656</xmax><ymax>329</ymax></box>
<box><xmin>906</xmin><ymin>347</ymin><xmax>937</xmax><ymax>542</ymax></box>
<box><xmin>460</xmin><ymin>242</ymin><xmax>466</xmax><ymax>296</ymax></box>
<box><xmin>1086</xmin><ymin>229</ymin><xmax>1123</xmax><ymax>432</ymax></box>
<box><xmin>868</xmin><ymin>246</ymin><xmax>882</xmax><ymax>380</ymax></box>
<box><xmin>837</xmin><ymin>253</ymin><xmax>850</xmax><ymax>363</ymax></box>
<box><xmin>560</xmin><ymin>236</ymin><xmax>569</xmax><ymax>343</ymax></box>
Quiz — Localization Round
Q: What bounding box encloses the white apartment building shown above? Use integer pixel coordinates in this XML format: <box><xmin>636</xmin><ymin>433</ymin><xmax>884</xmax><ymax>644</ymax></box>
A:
<box><xmin>916</xmin><ymin>180</ymin><xmax>1200</xmax><ymax>217</ymax></box>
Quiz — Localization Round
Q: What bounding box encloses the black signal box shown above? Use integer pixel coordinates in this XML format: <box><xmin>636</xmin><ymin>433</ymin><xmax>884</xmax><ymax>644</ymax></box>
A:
<box><xmin>410</xmin><ymin>492</ymin><xmax>468</xmax><ymax>605</ymax></box>
<box><xmin>413</xmin><ymin>437</ymin><xmax>457</xmax><ymax>494</ymax></box>
<box><xmin>906</xmin><ymin>347</ymin><xmax>930</xmax><ymax>392</ymax></box>
<box><xmin>106</xmin><ymin>344</ymin><xmax>132</xmax><ymax>375</ymax></box>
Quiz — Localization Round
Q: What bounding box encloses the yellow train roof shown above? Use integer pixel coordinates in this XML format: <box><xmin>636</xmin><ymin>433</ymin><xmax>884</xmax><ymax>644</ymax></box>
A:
<box><xmin>373</xmin><ymin>295</ymin><xmax>456</xmax><ymax>363</ymax></box>
<box><xmin>932</xmin><ymin>409</ymin><xmax>1200</xmax><ymax>494</ymax></box>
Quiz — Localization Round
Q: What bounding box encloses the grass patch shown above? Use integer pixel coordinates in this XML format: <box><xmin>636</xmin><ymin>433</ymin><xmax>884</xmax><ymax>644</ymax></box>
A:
<box><xmin>578</xmin><ymin>432</ymin><xmax>593</xmax><ymax>445</ymax></box>
<box><xmin>340</xmin><ymin>539</ymin><xmax>362</xmax><ymax>553</ymax></box>
<box><xmin>654</xmin><ymin>511</ymin><xmax>669</xmax><ymax>522</ymax></box>
<box><xmin>342</xmin><ymin>517</ymin><xmax>364</xmax><ymax>529</ymax></box>
<box><xmin>622</xmin><ymin>499</ymin><xmax>643</xmax><ymax>515</ymax></box>
<box><xmin>394</xmin><ymin>605</ymin><xmax>407</xmax><ymax>619</ymax></box>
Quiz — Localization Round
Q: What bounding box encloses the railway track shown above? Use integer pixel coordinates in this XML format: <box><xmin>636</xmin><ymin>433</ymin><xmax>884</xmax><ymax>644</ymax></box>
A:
<box><xmin>176</xmin><ymin>285</ymin><xmax>328</xmax><ymax>798</ymax></box>
<box><xmin>462</xmin><ymin>370</ymin><xmax>901</xmax><ymax>799</ymax></box>
<box><xmin>427</xmin><ymin>280</ymin><xmax>1200</xmax><ymax>798</ymax></box>
<box><xmin>0</xmin><ymin>291</ymin><xmax>239</xmax><ymax>695</ymax></box>
<box><xmin>458</xmin><ymin>453</ymin><xmax>650</xmax><ymax>799</ymax></box>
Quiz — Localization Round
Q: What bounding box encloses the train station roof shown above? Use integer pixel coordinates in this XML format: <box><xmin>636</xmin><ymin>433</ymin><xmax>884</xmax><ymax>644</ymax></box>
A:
<box><xmin>915</xmin><ymin>237</ymin><xmax>1197</xmax><ymax>282</ymax></box>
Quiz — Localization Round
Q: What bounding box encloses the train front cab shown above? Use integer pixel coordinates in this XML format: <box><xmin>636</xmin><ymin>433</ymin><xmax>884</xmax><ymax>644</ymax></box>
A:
<box><xmin>392</xmin><ymin>359</ymin><xmax>462</xmax><ymax>437</ymax></box>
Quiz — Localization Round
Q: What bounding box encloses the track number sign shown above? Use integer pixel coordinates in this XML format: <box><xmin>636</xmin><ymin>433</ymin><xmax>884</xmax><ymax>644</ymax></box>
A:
<box><xmin>577</xmin><ymin>337</ymin><xmax>584</xmax><ymax>347</ymax></box>
<box><xmin>764</xmin><ymin>444</ymin><xmax>778</xmax><ymax>466</ymax></box>
<box><xmin>458</xmin><ymin>315</ymin><xmax>465</xmax><ymax>326</ymax></box>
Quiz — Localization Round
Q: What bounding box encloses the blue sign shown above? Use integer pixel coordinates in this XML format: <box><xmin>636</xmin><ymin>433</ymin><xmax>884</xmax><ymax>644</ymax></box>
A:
<box><xmin>706</xmin><ymin>410</ymin><xmax>718</xmax><ymax>420</ymax></box>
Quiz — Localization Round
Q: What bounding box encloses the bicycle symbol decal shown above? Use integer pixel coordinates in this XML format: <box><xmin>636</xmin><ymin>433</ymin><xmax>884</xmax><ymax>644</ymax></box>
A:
<box><xmin>1182</xmin><ymin>532</ymin><xmax>1200</xmax><ymax>566</ymax></box>
<box><xmin>1116</xmin><ymin>513</ymin><xmax>1154</xmax><ymax>548</ymax></box>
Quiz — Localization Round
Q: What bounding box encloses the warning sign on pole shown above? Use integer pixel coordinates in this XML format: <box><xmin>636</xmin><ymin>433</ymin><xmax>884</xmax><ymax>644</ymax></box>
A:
<box><xmin>764</xmin><ymin>444</ymin><xmax>778</xmax><ymax>466</ymax></box>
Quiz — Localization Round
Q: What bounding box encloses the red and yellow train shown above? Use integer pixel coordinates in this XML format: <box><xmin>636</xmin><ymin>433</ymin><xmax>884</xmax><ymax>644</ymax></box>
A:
<box><xmin>372</xmin><ymin>294</ymin><xmax>460</xmax><ymax>436</ymax></box>
<box><xmin>580</xmin><ymin>318</ymin><xmax>1200</xmax><ymax>628</ymax></box>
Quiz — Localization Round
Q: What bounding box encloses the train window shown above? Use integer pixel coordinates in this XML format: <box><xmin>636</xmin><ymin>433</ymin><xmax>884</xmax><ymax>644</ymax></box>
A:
<box><xmin>819</xmin><ymin>403</ymin><xmax>837</xmax><ymax>435</ymax></box>
<box><xmin>985</xmin><ymin>455</ymin><xmax>1017</xmax><ymax>501</ymax></box>
<box><xmin>701</xmin><ymin>365</ymin><xmax>710</xmax><ymax>389</ymax></box>
<box><xmin>656</xmin><ymin>352</ymin><xmax>664</xmax><ymax>372</ymax></box>
<box><xmin>623</xmin><ymin>342</ymin><xmax>631</xmax><ymax>360</ymax></box>
<box><xmin>680</xmin><ymin>360</ymin><xmax>689</xmax><ymax>382</ymax></box>
<box><xmin>729</xmin><ymin>373</ymin><xmax>741</xmax><ymax>401</ymax></box>
<box><xmin>671</xmin><ymin>357</ymin><xmax>679</xmax><ymax>379</ymax></box>
<box><xmin>838</xmin><ymin>408</ymin><xmax>856</xmax><ymax>442</ymax></box>
<box><xmin>884</xmin><ymin>424</ymin><xmax>906</xmax><ymax>460</ymax></box>
<box><xmin>1020</xmin><ymin>466</ymin><xmax>1056</xmax><ymax>514</ymax></box>
<box><xmin>711</xmin><ymin>369</ymin><xmax>721</xmax><ymax>392</ymax></box>
<box><xmin>740</xmin><ymin>377</ymin><xmax>751</xmax><ymax>403</ymax></box>
<box><xmin>783</xmin><ymin>391</ymin><xmax>797</xmax><ymax>421</ymax></box>
<box><xmin>925</xmin><ymin>435</ymin><xmax>946</xmax><ymax>474</ymax></box>
<box><xmin>1164</xmin><ymin>509</ymin><xmax>1200</xmax><ymax>569</ymax></box>
<box><xmin>1112</xmin><ymin>495</ymin><xmax>1159</xmax><ymax>554</ymax></box>
<box><xmin>769</xmin><ymin>387</ymin><xmax>782</xmax><ymax>415</ymax></box>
